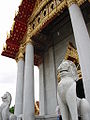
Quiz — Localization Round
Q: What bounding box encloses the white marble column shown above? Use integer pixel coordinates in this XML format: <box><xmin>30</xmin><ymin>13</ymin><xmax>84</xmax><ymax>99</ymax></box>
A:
<box><xmin>43</xmin><ymin>47</ymin><xmax>57</xmax><ymax>114</ymax></box>
<box><xmin>23</xmin><ymin>40</ymin><xmax>34</xmax><ymax>120</ymax></box>
<box><xmin>39</xmin><ymin>62</ymin><xmax>46</xmax><ymax>115</ymax></box>
<box><xmin>68</xmin><ymin>0</ymin><xmax>90</xmax><ymax>103</ymax></box>
<box><xmin>15</xmin><ymin>52</ymin><xmax>24</xmax><ymax>116</ymax></box>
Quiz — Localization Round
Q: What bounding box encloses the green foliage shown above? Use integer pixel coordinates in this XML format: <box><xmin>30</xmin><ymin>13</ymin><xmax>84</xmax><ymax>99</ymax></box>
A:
<box><xmin>9</xmin><ymin>106</ymin><xmax>15</xmax><ymax>114</ymax></box>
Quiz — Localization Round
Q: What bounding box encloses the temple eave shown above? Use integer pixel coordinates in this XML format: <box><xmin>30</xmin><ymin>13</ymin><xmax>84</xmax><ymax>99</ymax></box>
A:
<box><xmin>1</xmin><ymin>51</ymin><xmax>16</xmax><ymax>59</ymax></box>
<box><xmin>1</xmin><ymin>0</ymin><xmax>36</xmax><ymax>59</ymax></box>
<box><xmin>1</xmin><ymin>0</ymin><xmax>89</xmax><ymax>66</ymax></box>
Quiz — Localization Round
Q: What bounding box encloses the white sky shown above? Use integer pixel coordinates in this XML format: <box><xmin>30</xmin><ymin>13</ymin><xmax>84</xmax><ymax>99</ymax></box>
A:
<box><xmin>0</xmin><ymin>0</ymin><xmax>39</xmax><ymax>107</ymax></box>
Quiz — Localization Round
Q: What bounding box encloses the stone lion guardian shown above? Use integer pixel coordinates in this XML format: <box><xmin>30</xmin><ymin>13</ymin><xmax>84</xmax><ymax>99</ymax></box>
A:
<box><xmin>0</xmin><ymin>92</ymin><xmax>17</xmax><ymax>120</ymax></box>
<box><xmin>57</xmin><ymin>60</ymin><xmax>90</xmax><ymax>120</ymax></box>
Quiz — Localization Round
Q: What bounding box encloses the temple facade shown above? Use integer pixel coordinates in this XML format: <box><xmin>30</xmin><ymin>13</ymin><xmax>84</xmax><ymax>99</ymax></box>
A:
<box><xmin>2</xmin><ymin>0</ymin><xmax>90</xmax><ymax>120</ymax></box>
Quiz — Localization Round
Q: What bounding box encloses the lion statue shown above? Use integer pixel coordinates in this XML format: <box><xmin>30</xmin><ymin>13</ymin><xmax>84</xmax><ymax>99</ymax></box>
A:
<box><xmin>57</xmin><ymin>60</ymin><xmax>90</xmax><ymax>120</ymax></box>
<box><xmin>0</xmin><ymin>92</ymin><xmax>17</xmax><ymax>120</ymax></box>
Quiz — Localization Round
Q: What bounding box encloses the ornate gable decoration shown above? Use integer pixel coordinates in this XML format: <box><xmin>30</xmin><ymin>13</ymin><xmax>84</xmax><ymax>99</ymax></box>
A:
<box><xmin>65</xmin><ymin>42</ymin><xmax>82</xmax><ymax>80</ymax></box>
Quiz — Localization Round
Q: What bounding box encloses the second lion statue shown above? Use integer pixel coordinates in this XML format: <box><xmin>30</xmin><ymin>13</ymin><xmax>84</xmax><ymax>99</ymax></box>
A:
<box><xmin>0</xmin><ymin>92</ymin><xmax>17</xmax><ymax>120</ymax></box>
<box><xmin>57</xmin><ymin>60</ymin><xmax>90</xmax><ymax>120</ymax></box>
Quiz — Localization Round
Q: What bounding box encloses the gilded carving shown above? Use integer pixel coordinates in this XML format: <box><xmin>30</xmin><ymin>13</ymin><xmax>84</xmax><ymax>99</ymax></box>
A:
<box><xmin>16</xmin><ymin>52</ymin><xmax>24</xmax><ymax>62</ymax></box>
<box><xmin>16</xmin><ymin>33</ymin><xmax>34</xmax><ymax>62</ymax></box>
<box><xmin>66</xmin><ymin>0</ymin><xmax>86</xmax><ymax>7</ymax></box>
<box><xmin>49</xmin><ymin>0</ymin><xmax>56</xmax><ymax>13</ymax></box>
<box><xmin>16</xmin><ymin>45</ymin><xmax>25</xmax><ymax>62</ymax></box>
<box><xmin>65</xmin><ymin>43</ymin><xmax>79</xmax><ymax>62</ymax></box>
<box><xmin>29</xmin><ymin>0</ymin><xmax>51</xmax><ymax>23</ymax></box>
<box><xmin>17</xmin><ymin>52</ymin><xmax>24</xmax><ymax>62</ymax></box>
<box><xmin>56</xmin><ymin>0</ymin><xmax>62</xmax><ymax>5</ymax></box>
<box><xmin>64</xmin><ymin>42</ymin><xmax>82</xmax><ymax>80</ymax></box>
<box><xmin>25</xmin><ymin>35</ymin><xmax>33</xmax><ymax>45</ymax></box>
<box><xmin>56</xmin><ymin>0</ymin><xmax>67</xmax><ymax>12</ymax></box>
<box><xmin>28</xmin><ymin>0</ymin><xmax>67</xmax><ymax>39</ymax></box>
<box><xmin>26</xmin><ymin>0</ymin><xmax>85</xmax><ymax>41</ymax></box>
<box><xmin>76</xmin><ymin>0</ymin><xmax>86</xmax><ymax>6</ymax></box>
<box><xmin>66</xmin><ymin>0</ymin><xmax>77</xmax><ymax>7</ymax></box>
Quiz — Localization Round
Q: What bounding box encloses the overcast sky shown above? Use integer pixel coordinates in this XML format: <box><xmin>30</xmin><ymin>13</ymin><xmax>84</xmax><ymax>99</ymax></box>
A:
<box><xmin>0</xmin><ymin>0</ymin><xmax>39</xmax><ymax>107</ymax></box>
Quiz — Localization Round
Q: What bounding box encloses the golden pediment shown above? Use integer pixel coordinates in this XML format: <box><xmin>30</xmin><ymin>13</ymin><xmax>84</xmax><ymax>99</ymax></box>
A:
<box><xmin>65</xmin><ymin>42</ymin><xmax>82</xmax><ymax>80</ymax></box>
<box><xmin>57</xmin><ymin>42</ymin><xmax>82</xmax><ymax>83</ymax></box>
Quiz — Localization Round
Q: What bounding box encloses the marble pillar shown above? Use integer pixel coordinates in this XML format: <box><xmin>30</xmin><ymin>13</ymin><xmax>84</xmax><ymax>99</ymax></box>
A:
<box><xmin>15</xmin><ymin>52</ymin><xmax>24</xmax><ymax>116</ymax></box>
<box><xmin>23</xmin><ymin>41</ymin><xmax>34</xmax><ymax>120</ymax></box>
<box><xmin>43</xmin><ymin>47</ymin><xmax>57</xmax><ymax>114</ymax></box>
<box><xmin>39</xmin><ymin>63</ymin><xmax>46</xmax><ymax>115</ymax></box>
<box><xmin>68</xmin><ymin>1</ymin><xmax>90</xmax><ymax>104</ymax></box>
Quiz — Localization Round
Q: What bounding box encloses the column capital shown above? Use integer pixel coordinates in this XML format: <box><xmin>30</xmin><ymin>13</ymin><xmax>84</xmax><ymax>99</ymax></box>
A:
<box><xmin>16</xmin><ymin>46</ymin><xmax>24</xmax><ymax>62</ymax></box>
<box><xmin>25</xmin><ymin>35</ymin><xmax>33</xmax><ymax>46</ymax></box>
<box><xmin>16</xmin><ymin>52</ymin><xmax>24</xmax><ymax>62</ymax></box>
<box><xmin>66</xmin><ymin>0</ymin><xmax>77</xmax><ymax>7</ymax></box>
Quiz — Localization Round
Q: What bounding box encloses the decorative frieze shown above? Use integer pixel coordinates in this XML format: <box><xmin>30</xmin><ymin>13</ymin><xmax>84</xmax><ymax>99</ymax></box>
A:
<box><xmin>27</xmin><ymin>0</ymin><xmax>85</xmax><ymax>39</ymax></box>
<box><xmin>29</xmin><ymin>0</ymin><xmax>51</xmax><ymax>23</ymax></box>
<box><xmin>28</xmin><ymin>0</ymin><xmax>67</xmax><ymax>38</ymax></box>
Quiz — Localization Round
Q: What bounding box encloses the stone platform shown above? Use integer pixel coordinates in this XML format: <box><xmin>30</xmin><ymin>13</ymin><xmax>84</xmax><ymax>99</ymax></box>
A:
<box><xmin>35</xmin><ymin>114</ymin><xmax>57</xmax><ymax>120</ymax></box>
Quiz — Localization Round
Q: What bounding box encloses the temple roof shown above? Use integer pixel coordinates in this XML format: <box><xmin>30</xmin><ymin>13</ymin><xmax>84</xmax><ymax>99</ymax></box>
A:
<box><xmin>2</xmin><ymin>0</ymin><xmax>36</xmax><ymax>59</ymax></box>
<box><xmin>1</xmin><ymin>0</ymin><xmax>89</xmax><ymax>66</ymax></box>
